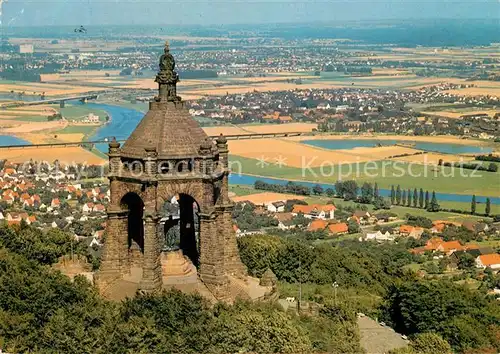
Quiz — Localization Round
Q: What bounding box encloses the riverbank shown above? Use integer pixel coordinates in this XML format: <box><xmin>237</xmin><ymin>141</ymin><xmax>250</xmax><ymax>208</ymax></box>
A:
<box><xmin>289</xmin><ymin>133</ymin><xmax>496</xmax><ymax>149</ymax></box>
<box><xmin>228</xmin><ymin>158</ymin><xmax>500</xmax><ymax>202</ymax></box>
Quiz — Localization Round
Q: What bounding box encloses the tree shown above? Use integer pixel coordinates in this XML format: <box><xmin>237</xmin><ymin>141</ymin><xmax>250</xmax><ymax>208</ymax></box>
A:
<box><xmin>413</xmin><ymin>188</ymin><xmax>418</xmax><ymax>208</ymax></box>
<box><xmin>373</xmin><ymin>196</ymin><xmax>390</xmax><ymax>210</ymax></box>
<box><xmin>471</xmin><ymin>195</ymin><xmax>476</xmax><ymax>215</ymax></box>
<box><xmin>391</xmin><ymin>185</ymin><xmax>396</xmax><ymax>205</ymax></box>
<box><xmin>325</xmin><ymin>188</ymin><xmax>335</xmax><ymax>197</ymax></box>
<box><xmin>410</xmin><ymin>333</ymin><xmax>452</xmax><ymax>354</ymax></box>
<box><xmin>424</xmin><ymin>191</ymin><xmax>430</xmax><ymax>210</ymax></box>
<box><xmin>488</xmin><ymin>162</ymin><xmax>498</xmax><ymax>172</ymax></box>
<box><xmin>396</xmin><ymin>185</ymin><xmax>402</xmax><ymax>205</ymax></box>
<box><xmin>347</xmin><ymin>219</ymin><xmax>361</xmax><ymax>234</ymax></box>
<box><xmin>374</xmin><ymin>183</ymin><xmax>379</xmax><ymax>199</ymax></box>
<box><xmin>407</xmin><ymin>188</ymin><xmax>412</xmax><ymax>207</ymax></box>
<box><xmin>419</xmin><ymin>188</ymin><xmax>424</xmax><ymax>208</ymax></box>
<box><xmin>360</xmin><ymin>182</ymin><xmax>374</xmax><ymax>203</ymax></box>
<box><xmin>428</xmin><ymin>191</ymin><xmax>440</xmax><ymax>212</ymax></box>
<box><xmin>402</xmin><ymin>190</ymin><xmax>406</xmax><ymax>206</ymax></box>
<box><xmin>342</xmin><ymin>180</ymin><xmax>358</xmax><ymax>201</ymax></box>
<box><xmin>485</xmin><ymin>198</ymin><xmax>491</xmax><ymax>216</ymax></box>
<box><xmin>313</xmin><ymin>184</ymin><xmax>324</xmax><ymax>196</ymax></box>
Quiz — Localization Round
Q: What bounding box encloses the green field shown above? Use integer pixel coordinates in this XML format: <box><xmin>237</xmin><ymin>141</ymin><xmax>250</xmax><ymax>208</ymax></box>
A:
<box><xmin>12</xmin><ymin>115</ymin><xmax>49</xmax><ymax>122</ymax></box>
<box><xmin>58</xmin><ymin>104</ymin><xmax>108</xmax><ymax>121</ymax></box>
<box><xmin>229</xmin><ymin>184</ymin><xmax>495</xmax><ymax>222</ymax></box>
<box><xmin>56</xmin><ymin>125</ymin><xmax>98</xmax><ymax>135</ymax></box>
<box><xmin>229</xmin><ymin>155</ymin><xmax>500</xmax><ymax>197</ymax></box>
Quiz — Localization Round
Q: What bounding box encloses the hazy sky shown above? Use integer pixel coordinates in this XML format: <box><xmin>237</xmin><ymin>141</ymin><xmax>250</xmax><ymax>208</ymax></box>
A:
<box><xmin>1</xmin><ymin>0</ymin><xmax>499</xmax><ymax>26</ymax></box>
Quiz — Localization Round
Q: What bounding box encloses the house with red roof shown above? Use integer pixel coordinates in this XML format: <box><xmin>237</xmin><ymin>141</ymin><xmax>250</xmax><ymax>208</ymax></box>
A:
<box><xmin>308</xmin><ymin>219</ymin><xmax>329</xmax><ymax>232</ymax></box>
<box><xmin>476</xmin><ymin>254</ymin><xmax>500</xmax><ymax>270</ymax></box>
<box><xmin>51</xmin><ymin>198</ymin><xmax>61</xmax><ymax>208</ymax></box>
<box><xmin>83</xmin><ymin>202</ymin><xmax>95</xmax><ymax>213</ymax></box>
<box><xmin>327</xmin><ymin>223</ymin><xmax>348</xmax><ymax>235</ymax></box>
<box><xmin>292</xmin><ymin>204</ymin><xmax>335</xmax><ymax>220</ymax></box>
<box><xmin>399</xmin><ymin>225</ymin><xmax>424</xmax><ymax>239</ymax></box>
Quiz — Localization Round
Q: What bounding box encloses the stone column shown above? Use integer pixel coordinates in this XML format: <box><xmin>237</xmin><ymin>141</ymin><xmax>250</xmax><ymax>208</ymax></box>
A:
<box><xmin>108</xmin><ymin>138</ymin><xmax>121</xmax><ymax>177</ymax></box>
<box><xmin>144</xmin><ymin>147</ymin><xmax>158</xmax><ymax>178</ymax></box>
<box><xmin>140</xmin><ymin>212</ymin><xmax>162</xmax><ymax>292</ymax></box>
<box><xmin>217</xmin><ymin>205</ymin><xmax>247</xmax><ymax>278</ymax></box>
<box><xmin>199</xmin><ymin>212</ymin><xmax>228</xmax><ymax>299</ymax></box>
<box><xmin>96</xmin><ymin>207</ymin><xmax>128</xmax><ymax>290</ymax></box>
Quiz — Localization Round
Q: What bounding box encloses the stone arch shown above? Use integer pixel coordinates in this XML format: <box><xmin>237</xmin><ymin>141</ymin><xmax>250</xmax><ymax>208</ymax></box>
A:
<box><xmin>120</xmin><ymin>192</ymin><xmax>145</xmax><ymax>252</ymax></box>
<box><xmin>158</xmin><ymin>193</ymin><xmax>200</xmax><ymax>267</ymax></box>
<box><xmin>156</xmin><ymin>182</ymin><xmax>207</xmax><ymax>214</ymax></box>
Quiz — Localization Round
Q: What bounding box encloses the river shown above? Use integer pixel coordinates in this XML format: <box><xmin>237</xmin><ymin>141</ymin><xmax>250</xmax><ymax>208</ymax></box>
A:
<box><xmin>228</xmin><ymin>174</ymin><xmax>500</xmax><ymax>205</ymax></box>
<box><xmin>1</xmin><ymin>101</ymin><xmax>497</xmax><ymax>204</ymax></box>
<box><xmin>302</xmin><ymin>139</ymin><xmax>493</xmax><ymax>155</ymax></box>
<box><xmin>88</xmin><ymin>102</ymin><xmax>499</xmax><ymax>204</ymax></box>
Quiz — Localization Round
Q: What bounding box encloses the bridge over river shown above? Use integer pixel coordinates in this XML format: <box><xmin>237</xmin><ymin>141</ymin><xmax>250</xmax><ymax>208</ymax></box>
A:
<box><xmin>0</xmin><ymin>131</ymin><xmax>314</xmax><ymax>150</ymax></box>
<box><xmin>0</xmin><ymin>93</ymin><xmax>102</xmax><ymax>109</ymax></box>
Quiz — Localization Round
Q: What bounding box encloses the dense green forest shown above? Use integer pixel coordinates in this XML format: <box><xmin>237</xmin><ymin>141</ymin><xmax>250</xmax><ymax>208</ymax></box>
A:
<box><xmin>0</xmin><ymin>224</ymin><xmax>361</xmax><ymax>353</ymax></box>
<box><xmin>238</xmin><ymin>235</ymin><xmax>500</xmax><ymax>353</ymax></box>
<box><xmin>0</xmin><ymin>223</ymin><xmax>498</xmax><ymax>353</ymax></box>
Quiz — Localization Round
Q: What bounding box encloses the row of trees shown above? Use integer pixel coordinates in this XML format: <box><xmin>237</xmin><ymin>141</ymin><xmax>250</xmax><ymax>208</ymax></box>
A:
<box><xmin>0</xmin><ymin>224</ymin><xmax>367</xmax><ymax>353</ymax></box>
<box><xmin>471</xmin><ymin>194</ymin><xmax>491</xmax><ymax>216</ymax></box>
<box><xmin>238</xmin><ymin>234</ymin><xmax>500</xmax><ymax>352</ymax></box>
<box><xmin>438</xmin><ymin>159</ymin><xmax>498</xmax><ymax>173</ymax></box>
<box><xmin>254</xmin><ymin>180</ymin><xmax>311</xmax><ymax>196</ymax></box>
<box><xmin>390</xmin><ymin>186</ymin><xmax>440</xmax><ymax>212</ymax></box>
<box><xmin>475</xmin><ymin>154</ymin><xmax>500</xmax><ymax>163</ymax></box>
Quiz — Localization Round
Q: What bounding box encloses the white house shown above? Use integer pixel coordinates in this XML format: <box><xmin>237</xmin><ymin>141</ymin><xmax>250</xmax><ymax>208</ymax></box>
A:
<box><xmin>267</xmin><ymin>201</ymin><xmax>285</xmax><ymax>213</ymax></box>
<box><xmin>365</xmin><ymin>231</ymin><xmax>395</xmax><ymax>242</ymax></box>
<box><xmin>83</xmin><ymin>203</ymin><xmax>94</xmax><ymax>213</ymax></box>
<box><xmin>292</xmin><ymin>204</ymin><xmax>335</xmax><ymax>220</ymax></box>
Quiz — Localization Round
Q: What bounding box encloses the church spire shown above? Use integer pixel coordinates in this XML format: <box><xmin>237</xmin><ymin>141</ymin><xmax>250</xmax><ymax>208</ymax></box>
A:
<box><xmin>155</xmin><ymin>40</ymin><xmax>180</xmax><ymax>102</ymax></box>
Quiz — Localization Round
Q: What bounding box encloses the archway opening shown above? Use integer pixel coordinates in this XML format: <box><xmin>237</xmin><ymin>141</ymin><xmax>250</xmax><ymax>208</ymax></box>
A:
<box><xmin>121</xmin><ymin>192</ymin><xmax>144</xmax><ymax>252</ymax></box>
<box><xmin>159</xmin><ymin>194</ymin><xmax>200</xmax><ymax>267</ymax></box>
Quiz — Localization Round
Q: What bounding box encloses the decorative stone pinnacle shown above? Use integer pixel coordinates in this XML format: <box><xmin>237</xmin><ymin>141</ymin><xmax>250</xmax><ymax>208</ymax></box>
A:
<box><xmin>216</xmin><ymin>133</ymin><xmax>227</xmax><ymax>145</ymax></box>
<box><xmin>155</xmin><ymin>40</ymin><xmax>181</xmax><ymax>103</ymax></box>
<box><xmin>109</xmin><ymin>136</ymin><xmax>120</xmax><ymax>149</ymax></box>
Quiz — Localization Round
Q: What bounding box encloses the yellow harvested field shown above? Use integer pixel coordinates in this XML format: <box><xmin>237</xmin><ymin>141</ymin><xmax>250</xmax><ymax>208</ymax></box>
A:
<box><xmin>226</xmin><ymin>76</ymin><xmax>318</xmax><ymax>83</ymax></box>
<box><xmin>203</xmin><ymin>123</ymin><xmax>317</xmax><ymax>136</ymax></box>
<box><xmin>183</xmin><ymin>82</ymin><xmax>344</xmax><ymax>96</ymax></box>
<box><xmin>289</xmin><ymin>134</ymin><xmax>490</xmax><ymax>147</ymax></box>
<box><xmin>117</xmin><ymin>78</ymin><xmax>224</xmax><ymax>90</ymax></box>
<box><xmin>53</xmin><ymin>133</ymin><xmax>86</xmax><ymax>143</ymax></box>
<box><xmin>203</xmin><ymin>126</ymin><xmax>248</xmax><ymax>136</ymax></box>
<box><xmin>421</xmin><ymin>110</ymin><xmax>499</xmax><ymax>119</ymax></box>
<box><xmin>371</xmin><ymin>68</ymin><xmax>412</xmax><ymax>76</ymax></box>
<box><xmin>231</xmin><ymin>192</ymin><xmax>305</xmax><ymax>205</ymax></box>
<box><xmin>391</xmin><ymin>153</ymin><xmax>475</xmax><ymax>165</ymax></box>
<box><xmin>0</xmin><ymin>147</ymin><xmax>106</xmax><ymax>165</ymax></box>
<box><xmin>0</xmin><ymin>107</ymin><xmax>57</xmax><ymax>117</ymax></box>
<box><xmin>10</xmin><ymin>38</ymin><xmax>136</xmax><ymax>52</ymax></box>
<box><xmin>3</xmin><ymin>121</ymin><xmax>66</xmax><ymax>133</ymax></box>
<box><xmin>0</xmin><ymin>83</ymin><xmax>106</xmax><ymax>96</ymax></box>
<box><xmin>41</xmin><ymin>70</ymin><xmax>123</xmax><ymax>82</ymax></box>
<box><xmin>243</xmin><ymin>123</ymin><xmax>317</xmax><ymax>134</ymax></box>
<box><xmin>446</xmin><ymin>87</ymin><xmax>500</xmax><ymax>97</ymax></box>
<box><xmin>229</xmin><ymin>138</ymin><xmax>419</xmax><ymax>168</ymax></box>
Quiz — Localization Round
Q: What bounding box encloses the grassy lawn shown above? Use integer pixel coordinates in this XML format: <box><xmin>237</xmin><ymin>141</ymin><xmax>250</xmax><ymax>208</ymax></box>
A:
<box><xmin>229</xmin><ymin>155</ymin><xmax>500</xmax><ymax>197</ymax></box>
<box><xmin>58</xmin><ymin>104</ymin><xmax>108</xmax><ymax>121</ymax></box>
<box><xmin>389</xmin><ymin>205</ymin><xmax>489</xmax><ymax>222</ymax></box>
<box><xmin>104</xmin><ymin>100</ymin><xmax>149</xmax><ymax>113</ymax></box>
<box><xmin>229</xmin><ymin>184</ymin><xmax>260</xmax><ymax>197</ymax></box>
<box><xmin>227</xmin><ymin>184</ymin><xmax>492</xmax><ymax>222</ymax></box>
<box><xmin>56</xmin><ymin>125</ymin><xmax>98</xmax><ymax>135</ymax></box>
